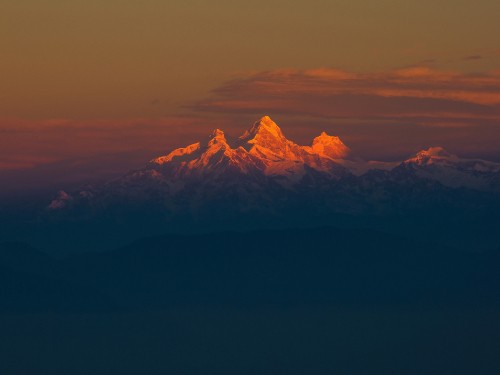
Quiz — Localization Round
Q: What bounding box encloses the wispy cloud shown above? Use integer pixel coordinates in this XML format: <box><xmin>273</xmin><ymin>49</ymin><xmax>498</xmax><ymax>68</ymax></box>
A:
<box><xmin>192</xmin><ymin>67</ymin><xmax>500</xmax><ymax>127</ymax></box>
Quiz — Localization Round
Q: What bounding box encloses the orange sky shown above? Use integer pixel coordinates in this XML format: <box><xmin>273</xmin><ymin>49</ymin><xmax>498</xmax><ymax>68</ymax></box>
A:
<box><xmin>1</xmin><ymin>0</ymin><xmax>499</xmax><ymax>193</ymax></box>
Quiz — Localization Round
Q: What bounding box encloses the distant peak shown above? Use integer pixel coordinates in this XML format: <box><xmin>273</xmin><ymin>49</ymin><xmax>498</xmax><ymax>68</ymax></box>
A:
<box><xmin>254</xmin><ymin>116</ymin><xmax>281</xmax><ymax>132</ymax></box>
<box><xmin>407</xmin><ymin>146</ymin><xmax>458</xmax><ymax>166</ymax></box>
<box><xmin>315</xmin><ymin>131</ymin><xmax>334</xmax><ymax>141</ymax></box>
<box><xmin>311</xmin><ymin>132</ymin><xmax>350</xmax><ymax>159</ymax></box>
<box><xmin>417</xmin><ymin>147</ymin><xmax>451</xmax><ymax>158</ymax></box>
<box><xmin>259</xmin><ymin>115</ymin><xmax>274</xmax><ymax>124</ymax></box>
<box><xmin>208</xmin><ymin>128</ymin><xmax>228</xmax><ymax>147</ymax></box>
<box><xmin>209</xmin><ymin>128</ymin><xmax>225</xmax><ymax>139</ymax></box>
<box><xmin>240</xmin><ymin>116</ymin><xmax>285</xmax><ymax>141</ymax></box>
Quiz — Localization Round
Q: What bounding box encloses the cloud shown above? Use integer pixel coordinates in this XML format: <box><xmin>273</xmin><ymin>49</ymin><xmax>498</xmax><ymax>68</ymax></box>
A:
<box><xmin>192</xmin><ymin>67</ymin><xmax>500</xmax><ymax>127</ymax></box>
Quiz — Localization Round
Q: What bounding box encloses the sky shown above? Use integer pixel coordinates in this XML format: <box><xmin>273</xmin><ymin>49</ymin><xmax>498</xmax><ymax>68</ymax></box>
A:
<box><xmin>1</xmin><ymin>0</ymin><xmax>500</xmax><ymax>194</ymax></box>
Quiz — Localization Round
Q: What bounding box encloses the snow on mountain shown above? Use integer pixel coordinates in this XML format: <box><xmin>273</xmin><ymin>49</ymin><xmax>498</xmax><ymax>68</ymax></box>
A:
<box><xmin>402</xmin><ymin>147</ymin><xmax>500</xmax><ymax>190</ymax></box>
<box><xmin>309</xmin><ymin>132</ymin><xmax>350</xmax><ymax>159</ymax></box>
<box><xmin>405</xmin><ymin>147</ymin><xmax>500</xmax><ymax>173</ymax></box>
<box><xmin>151</xmin><ymin>142</ymin><xmax>201</xmax><ymax>165</ymax></box>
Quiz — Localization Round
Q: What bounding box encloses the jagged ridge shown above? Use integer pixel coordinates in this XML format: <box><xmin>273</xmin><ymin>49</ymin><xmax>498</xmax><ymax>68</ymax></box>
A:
<box><xmin>150</xmin><ymin>116</ymin><xmax>351</xmax><ymax>179</ymax></box>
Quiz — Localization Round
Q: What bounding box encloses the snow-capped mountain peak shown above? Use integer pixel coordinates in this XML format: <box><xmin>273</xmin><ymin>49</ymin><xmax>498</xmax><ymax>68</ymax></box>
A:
<box><xmin>405</xmin><ymin>146</ymin><xmax>500</xmax><ymax>172</ymax></box>
<box><xmin>208</xmin><ymin>129</ymin><xmax>229</xmax><ymax>148</ymax></box>
<box><xmin>149</xmin><ymin>116</ymin><xmax>351</xmax><ymax>180</ymax></box>
<box><xmin>240</xmin><ymin>116</ymin><xmax>285</xmax><ymax>143</ymax></box>
<box><xmin>310</xmin><ymin>132</ymin><xmax>350</xmax><ymax>159</ymax></box>
<box><xmin>402</xmin><ymin>147</ymin><xmax>500</xmax><ymax>190</ymax></box>
<box><xmin>239</xmin><ymin>116</ymin><xmax>290</xmax><ymax>158</ymax></box>
<box><xmin>406</xmin><ymin>147</ymin><xmax>458</xmax><ymax>166</ymax></box>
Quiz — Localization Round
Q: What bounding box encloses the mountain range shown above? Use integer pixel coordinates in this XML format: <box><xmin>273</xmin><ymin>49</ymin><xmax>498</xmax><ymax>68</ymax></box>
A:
<box><xmin>49</xmin><ymin>115</ymin><xmax>500</xmax><ymax>213</ymax></box>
